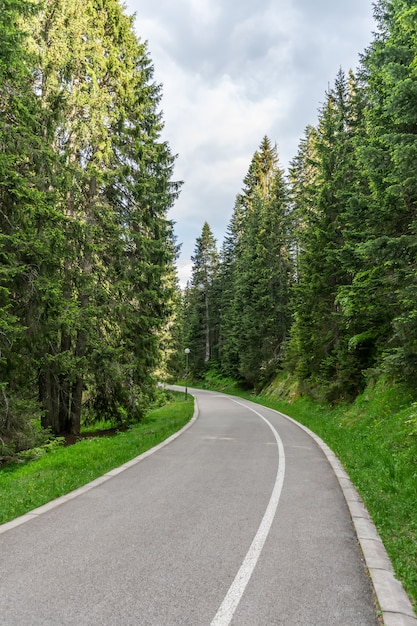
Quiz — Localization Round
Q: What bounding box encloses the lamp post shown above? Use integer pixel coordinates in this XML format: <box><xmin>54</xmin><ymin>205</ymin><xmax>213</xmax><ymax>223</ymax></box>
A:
<box><xmin>184</xmin><ymin>348</ymin><xmax>190</xmax><ymax>400</ymax></box>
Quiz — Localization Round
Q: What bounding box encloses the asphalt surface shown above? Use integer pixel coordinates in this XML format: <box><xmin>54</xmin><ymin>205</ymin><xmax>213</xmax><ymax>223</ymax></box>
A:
<box><xmin>1</xmin><ymin>388</ymin><xmax>415</xmax><ymax>625</ymax></box>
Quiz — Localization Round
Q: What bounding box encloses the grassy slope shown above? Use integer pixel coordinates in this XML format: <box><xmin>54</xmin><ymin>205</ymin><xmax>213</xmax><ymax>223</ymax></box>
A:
<box><xmin>0</xmin><ymin>392</ymin><xmax>194</xmax><ymax>525</ymax></box>
<box><xmin>194</xmin><ymin>373</ymin><xmax>417</xmax><ymax>612</ymax></box>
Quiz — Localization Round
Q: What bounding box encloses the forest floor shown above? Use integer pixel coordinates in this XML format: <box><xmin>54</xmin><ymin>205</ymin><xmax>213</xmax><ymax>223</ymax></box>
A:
<box><xmin>63</xmin><ymin>427</ymin><xmax>121</xmax><ymax>447</ymax></box>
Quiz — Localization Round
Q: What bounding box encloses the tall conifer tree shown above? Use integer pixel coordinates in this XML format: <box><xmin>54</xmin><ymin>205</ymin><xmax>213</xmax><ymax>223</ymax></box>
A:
<box><xmin>215</xmin><ymin>196</ymin><xmax>246</xmax><ymax>378</ymax></box>
<box><xmin>0</xmin><ymin>0</ymin><xmax>180</xmax><ymax>437</ymax></box>
<box><xmin>184</xmin><ymin>222</ymin><xmax>218</xmax><ymax>374</ymax></box>
<box><xmin>0</xmin><ymin>0</ymin><xmax>59</xmax><ymax>449</ymax></box>
<box><xmin>353</xmin><ymin>0</ymin><xmax>417</xmax><ymax>383</ymax></box>
<box><xmin>219</xmin><ymin>137</ymin><xmax>292</xmax><ymax>386</ymax></box>
<box><xmin>287</xmin><ymin>71</ymin><xmax>370</xmax><ymax>397</ymax></box>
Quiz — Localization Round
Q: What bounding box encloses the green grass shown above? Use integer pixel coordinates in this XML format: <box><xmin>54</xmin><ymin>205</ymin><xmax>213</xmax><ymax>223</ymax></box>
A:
<box><xmin>0</xmin><ymin>392</ymin><xmax>194</xmax><ymax>525</ymax></box>
<box><xmin>190</xmin><ymin>373</ymin><xmax>417</xmax><ymax>613</ymax></box>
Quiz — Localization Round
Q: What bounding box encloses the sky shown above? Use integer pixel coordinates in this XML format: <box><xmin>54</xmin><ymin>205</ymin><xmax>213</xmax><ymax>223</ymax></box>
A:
<box><xmin>124</xmin><ymin>0</ymin><xmax>376</xmax><ymax>287</ymax></box>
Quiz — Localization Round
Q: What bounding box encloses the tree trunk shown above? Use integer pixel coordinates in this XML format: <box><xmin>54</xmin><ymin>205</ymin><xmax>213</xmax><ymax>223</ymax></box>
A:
<box><xmin>70</xmin><ymin>367</ymin><xmax>84</xmax><ymax>435</ymax></box>
<box><xmin>57</xmin><ymin>330</ymin><xmax>71</xmax><ymax>432</ymax></box>
<box><xmin>39</xmin><ymin>367</ymin><xmax>60</xmax><ymax>435</ymax></box>
<box><xmin>204</xmin><ymin>290</ymin><xmax>210</xmax><ymax>363</ymax></box>
<box><xmin>69</xmin><ymin>175</ymin><xmax>96</xmax><ymax>435</ymax></box>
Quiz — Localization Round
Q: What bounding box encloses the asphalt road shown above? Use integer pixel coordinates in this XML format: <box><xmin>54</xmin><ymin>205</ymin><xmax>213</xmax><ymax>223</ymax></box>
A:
<box><xmin>0</xmin><ymin>389</ymin><xmax>388</xmax><ymax>624</ymax></box>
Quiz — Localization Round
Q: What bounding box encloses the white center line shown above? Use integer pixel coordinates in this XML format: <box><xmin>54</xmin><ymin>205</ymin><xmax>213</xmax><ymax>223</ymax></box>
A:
<box><xmin>210</xmin><ymin>398</ymin><xmax>286</xmax><ymax>626</ymax></box>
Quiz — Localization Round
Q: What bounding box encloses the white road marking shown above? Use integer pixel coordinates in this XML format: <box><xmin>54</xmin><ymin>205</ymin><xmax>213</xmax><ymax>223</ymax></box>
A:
<box><xmin>210</xmin><ymin>398</ymin><xmax>286</xmax><ymax>626</ymax></box>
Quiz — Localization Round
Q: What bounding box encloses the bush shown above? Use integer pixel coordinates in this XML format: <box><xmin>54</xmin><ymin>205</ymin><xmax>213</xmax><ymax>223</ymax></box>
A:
<box><xmin>0</xmin><ymin>387</ymin><xmax>51</xmax><ymax>465</ymax></box>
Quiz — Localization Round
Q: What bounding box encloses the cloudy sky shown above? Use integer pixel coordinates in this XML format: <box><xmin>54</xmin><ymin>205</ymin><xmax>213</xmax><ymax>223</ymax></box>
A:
<box><xmin>124</xmin><ymin>0</ymin><xmax>376</xmax><ymax>287</ymax></box>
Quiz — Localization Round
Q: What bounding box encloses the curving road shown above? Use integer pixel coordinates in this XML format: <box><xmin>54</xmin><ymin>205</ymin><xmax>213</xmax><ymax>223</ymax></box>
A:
<box><xmin>0</xmin><ymin>388</ymin><xmax>405</xmax><ymax>625</ymax></box>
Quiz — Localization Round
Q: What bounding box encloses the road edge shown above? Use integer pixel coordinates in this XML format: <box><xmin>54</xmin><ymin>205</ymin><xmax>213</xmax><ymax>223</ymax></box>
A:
<box><xmin>170</xmin><ymin>385</ymin><xmax>416</xmax><ymax>624</ymax></box>
<box><xmin>266</xmin><ymin>404</ymin><xmax>417</xmax><ymax>626</ymax></box>
<box><xmin>0</xmin><ymin>395</ymin><xmax>199</xmax><ymax>536</ymax></box>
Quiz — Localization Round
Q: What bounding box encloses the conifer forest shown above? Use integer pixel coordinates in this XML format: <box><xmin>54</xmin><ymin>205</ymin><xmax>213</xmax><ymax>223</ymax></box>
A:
<box><xmin>2</xmin><ymin>0</ymin><xmax>417</xmax><ymax>456</ymax></box>
<box><xmin>1</xmin><ymin>0</ymin><xmax>180</xmax><ymax>454</ymax></box>
<box><xmin>184</xmin><ymin>1</ymin><xmax>417</xmax><ymax>397</ymax></box>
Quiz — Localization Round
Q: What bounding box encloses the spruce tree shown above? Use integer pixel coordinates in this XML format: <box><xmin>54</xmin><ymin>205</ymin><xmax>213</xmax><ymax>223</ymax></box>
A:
<box><xmin>0</xmin><ymin>0</ymin><xmax>57</xmax><ymax>451</ymax></box>
<box><xmin>9</xmin><ymin>0</ymin><xmax>181</xmax><ymax>434</ymax></box>
<box><xmin>287</xmin><ymin>71</ymin><xmax>370</xmax><ymax>398</ymax></box>
<box><xmin>216</xmin><ymin>195</ymin><xmax>246</xmax><ymax>378</ymax></box>
<box><xmin>354</xmin><ymin>0</ymin><xmax>417</xmax><ymax>383</ymax></box>
<box><xmin>184</xmin><ymin>223</ymin><xmax>218</xmax><ymax>374</ymax></box>
<box><xmin>220</xmin><ymin>137</ymin><xmax>292</xmax><ymax>387</ymax></box>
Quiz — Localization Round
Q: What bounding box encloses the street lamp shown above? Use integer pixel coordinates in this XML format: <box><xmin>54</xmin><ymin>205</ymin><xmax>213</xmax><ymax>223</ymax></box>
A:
<box><xmin>184</xmin><ymin>348</ymin><xmax>190</xmax><ymax>400</ymax></box>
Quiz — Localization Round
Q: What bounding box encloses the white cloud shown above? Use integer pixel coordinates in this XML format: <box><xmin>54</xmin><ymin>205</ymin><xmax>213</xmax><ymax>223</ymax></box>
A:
<box><xmin>176</xmin><ymin>258</ymin><xmax>193</xmax><ymax>290</ymax></box>
<box><xmin>168</xmin><ymin>72</ymin><xmax>283</xmax><ymax>153</ymax></box>
<box><xmin>126</xmin><ymin>0</ymin><xmax>375</xmax><ymax>286</ymax></box>
<box><xmin>154</xmin><ymin>60</ymin><xmax>292</xmax><ymax>225</ymax></box>
<box><xmin>184</xmin><ymin>0</ymin><xmax>221</xmax><ymax>27</ymax></box>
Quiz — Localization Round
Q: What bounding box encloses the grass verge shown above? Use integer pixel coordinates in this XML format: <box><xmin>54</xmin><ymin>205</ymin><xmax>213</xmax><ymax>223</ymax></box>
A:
<box><xmin>0</xmin><ymin>391</ymin><xmax>194</xmax><ymax>526</ymax></box>
<box><xmin>188</xmin><ymin>374</ymin><xmax>417</xmax><ymax>613</ymax></box>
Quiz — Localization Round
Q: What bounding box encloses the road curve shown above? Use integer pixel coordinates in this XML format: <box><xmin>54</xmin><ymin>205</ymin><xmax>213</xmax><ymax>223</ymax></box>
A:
<box><xmin>0</xmin><ymin>388</ymin><xmax>412</xmax><ymax>625</ymax></box>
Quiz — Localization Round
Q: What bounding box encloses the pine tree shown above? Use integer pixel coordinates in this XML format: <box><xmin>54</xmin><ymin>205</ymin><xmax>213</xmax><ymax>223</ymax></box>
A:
<box><xmin>216</xmin><ymin>195</ymin><xmax>246</xmax><ymax>378</ymax></box>
<box><xmin>287</xmin><ymin>70</ymin><xmax>371</xmax><ymax>398</ymax></box>
<box><xmin>219</xmin><ymin>137</ymin><xmax>292</xmax><ymax>387</ymax></box>
<box><xmin>0</xmin><ymin>0</ymin><xmax>57</xmax><ymax>451</ymax></box>
<box><xmin>354</xmin><ymin>0</ymin><xmax>417</xmax><ymax>383</ymax></box>
<box><xmin>184</xmin><ymin>222</ymin><xmax>218</xmax><ymax>374</ymax></box>
<box><xmin>12</xmin><ymin>0</ymin><xmax>180</xmax><ymax>434</ymax></box>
